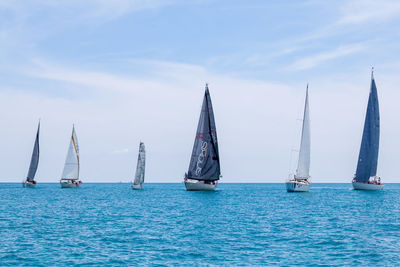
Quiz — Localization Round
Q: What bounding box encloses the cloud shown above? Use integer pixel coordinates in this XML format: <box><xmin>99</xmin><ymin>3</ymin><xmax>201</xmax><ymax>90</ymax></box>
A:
<box><xmin>337</xmin><ymin>0</ymin><xmax>400</xmax><ymax>25</ymax></box>
<box><xmin>112</xmin><ymin>148</ymin><xmax>130</xmax><ymax>154</ymax></box>
<box><xmin>285</xmin><ymin>43</ymin><xmax>366</xmax><ymax>71</ymax></box>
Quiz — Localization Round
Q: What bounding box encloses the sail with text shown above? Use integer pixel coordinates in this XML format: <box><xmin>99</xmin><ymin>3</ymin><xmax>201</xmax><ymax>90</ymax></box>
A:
<box><xmin>187</xmin><ymin>84</ymin><xmax>221</xmax><ymax>181</ymax></box>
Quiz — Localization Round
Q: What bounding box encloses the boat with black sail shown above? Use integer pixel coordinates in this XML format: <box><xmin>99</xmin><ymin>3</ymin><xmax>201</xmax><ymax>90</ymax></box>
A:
<box><xmin>352</xmin><ymin>69</ymin><xmax>383</xmax><ymax>190</ymax></box>
<box><xmin>23</xmin><ymin>121</ymin><xmax>40</xmax><ymax>188</ymax></box>
<box><xmin>184</xmin><ymin>84</ymin><xmax>221</xmax><ymax>191</ymax></box>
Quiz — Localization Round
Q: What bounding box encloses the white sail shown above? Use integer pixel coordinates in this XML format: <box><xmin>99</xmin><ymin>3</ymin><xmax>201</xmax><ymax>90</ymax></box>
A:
<box><xmin>133</xmin><ymin>142</ymin><xmax>145</xmax><ymax>185</ymax></box>
<box><xmin>296</xmin><ymin>86</ymin><xmax>310</xmax><ymax>179</ymax></box>
<box><xmin>61</xmin><ymin>126</ymin><xmax>80</xmax><ymax>180</ymax></box>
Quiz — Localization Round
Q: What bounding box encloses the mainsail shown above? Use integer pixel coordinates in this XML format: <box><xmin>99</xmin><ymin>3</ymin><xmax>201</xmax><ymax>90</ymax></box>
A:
<box><xmin>27</xmin><ymin>122</ymin><xmax>40</xmax><ymax>182</ymax></box>
<box><xmin>61</xmin><ymin>125</ymin><xmax>80</xmax><ymax>180</ymax></box>
<box><xmin>354</xmin><ymin>72</ymin><xmax>380</xmax><ymax>183</ymax></box>
<box><xmin>133</xmin><ymin>142</ymin><xmax>146</xmax><ymax>185</ymax></box>
<box><xmin>187</xmin><ymin>84</ymin><xmax>221</xmax><ymax>181</ymax></box>
<box><xmin>296</xmin><ymin>86</ymin><xmax>311</xmax><ymax>179</ymax></box>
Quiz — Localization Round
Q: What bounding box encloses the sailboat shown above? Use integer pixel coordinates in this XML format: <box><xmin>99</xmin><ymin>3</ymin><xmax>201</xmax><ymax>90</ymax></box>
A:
<box><xmin>60</xmin><ymin>125</ymin><xmax>82</xmax><ymax>188</ymax></box>
<box><xmin>286</xmin><ymin>85</ymin><xmax>311</xmax><ymax>192</ymax></box>
<box><xmin>184</xmin><ymin>84</ymin><xmax>221</xmax><ymax>191</ymax></box>
<box><xmin>352</xmin><ymin>69</ymin><xmax>383</xmax><ymax>190</ymax></box>
<box><xmin>23</xmin><ymin>122</ymin><xmax>40</xmax><ymax>188</ymax></box>
<box><xmin>132</xmin><ymin>142</ymin><xmax>146</xmax><ymax>190</ymax></box>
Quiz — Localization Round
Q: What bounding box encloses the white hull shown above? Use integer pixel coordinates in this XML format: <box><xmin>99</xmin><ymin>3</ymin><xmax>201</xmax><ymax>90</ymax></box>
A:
<box><xmin>352</xmin><ymin>181</ymin><xmax>384</xmax><ymax>190</ymax></box>
<box><xmin>23</xmin><ymin>181</ymin><xmax>36</xmax><ymax>188</ymax></box>
<box><xmin>60</xmin><ymin>180</ymin><xmax>81</xmax><ymax>188</ymax></box>
<box><xmin>184</xmin><ymin>179</ymin><xmax>217</xmax><ymax>191</ymax></box>
<box><xmin>286</xmin><ymin>180</ymin><xmax>310</xmax><ymax>192</ymax></box>
<box><xmin>132</xmin><ymin>184</ymin><xmax>143</xmax><ymax>190</ymax></box>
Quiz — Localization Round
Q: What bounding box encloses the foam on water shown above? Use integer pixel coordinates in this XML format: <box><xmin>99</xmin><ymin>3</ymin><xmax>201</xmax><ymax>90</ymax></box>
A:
<box><xmin>1</xmin><ymin>183</ymin><xmax>400</xmax><ymax>265</ymax></box>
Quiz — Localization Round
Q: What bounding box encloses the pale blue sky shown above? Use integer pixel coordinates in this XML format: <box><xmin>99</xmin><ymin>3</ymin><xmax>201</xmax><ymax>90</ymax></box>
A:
<box><xmin>1</xmin><ymin>0</ymin><xmax>400</xmax><ymax>182</ymax></box>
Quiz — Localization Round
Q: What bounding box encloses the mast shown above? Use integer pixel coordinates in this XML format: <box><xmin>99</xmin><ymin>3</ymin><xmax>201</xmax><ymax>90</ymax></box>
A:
<box><xmin>61</xmin><ymin>125</ymin><xmax>80</xmax><ymax>180</ymax></box>
<box><xmin>296</xmin><ymin>85</ymin><xmax>311</xmax><ymax>179</ymax></box>
<box><xmin>187</xmin><ymin>84</ymin><xmax>221</xmax><ymax>181</ymax></box>
<box><xmin>354</xmin><ymin>69</ymin><xmax>380</xmax><ymax>183</ymax></box>
<box><xmin>26</xmin><ymin>121</ymin><xmax>40</xmax><ymax>182</ymax></box>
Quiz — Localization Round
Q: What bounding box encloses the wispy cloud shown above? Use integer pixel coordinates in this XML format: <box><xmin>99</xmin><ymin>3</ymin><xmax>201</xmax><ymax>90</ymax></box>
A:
<box><xmin>0</xmin><ymin>0</ymin><xmax>181</xmax><ymax>21</ymax></box>
<box><xmin>112</xmin><ymin>148</ymin><xmax>130</xmax><ymax>154</ymax></box>
<box><xmin>337</xmin><ymin>0</ymin><xmax>400</xmax><ymax>25</ymax></box>
<box><xmin>285</xmin><ymin>43</ymin><xmax>366</xmax><ymax>71</ymax></box>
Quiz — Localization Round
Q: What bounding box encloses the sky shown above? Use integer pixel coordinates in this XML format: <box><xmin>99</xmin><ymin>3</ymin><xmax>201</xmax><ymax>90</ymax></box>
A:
<box><xmin>1</xmin><ymin>0</ymin><xmax>400</xmax><ymax>183</ymax></box>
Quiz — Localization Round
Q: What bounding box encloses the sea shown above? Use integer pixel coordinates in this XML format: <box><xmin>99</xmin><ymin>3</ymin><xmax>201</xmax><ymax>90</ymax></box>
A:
<box><xmin>1</xmin><ymin>183</ymin><xmax>400</xmax><ymax>266</ymax></box>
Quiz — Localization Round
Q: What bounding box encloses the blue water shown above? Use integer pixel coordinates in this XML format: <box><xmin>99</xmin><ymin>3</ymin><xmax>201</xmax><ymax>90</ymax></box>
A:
<box><xmin>1</xmin><ymin>183</ymin><xmax>400</xmax><ymax>266</ymax></box>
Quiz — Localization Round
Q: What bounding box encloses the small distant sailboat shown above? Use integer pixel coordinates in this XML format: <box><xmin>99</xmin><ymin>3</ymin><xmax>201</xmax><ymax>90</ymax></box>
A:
<box><xmin>352</xmin><ymin>69</ymin><xmax>383</xmax><ymax>190</ymax></box>
<box><xmin>60</xmin><ymin>125</ymin><xmax>82</xmax><ymax>188</ymax></box>
<box><xmin>132</xmin><ymin>142</ymin><xmax>146</xmax><ymax>190</ymax></box>
<box><xmin>286</xmin><ymin>85</ymin><xmax>311</xmax><ymax>192</ymax></box>
<box><xmin>23</xmin><ymin>122</ymin><xmax>40</xmax><ymax>188</ymax></box>
<box><xmin>184</xmin><ymin>84</ymin><xmax>221</xmax><ymax>191</ymax></box>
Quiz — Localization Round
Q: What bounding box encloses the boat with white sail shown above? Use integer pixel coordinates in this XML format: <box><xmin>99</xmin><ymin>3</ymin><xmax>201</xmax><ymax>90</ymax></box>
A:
<box><xmin>23</xmin><ymin>122</ymin><xmax>40</xmax><ymax>188</ymax></box>
<box><xmin>184</xmin><ymin>84</ymin><xmax>221</xmax><ymax>191</ymax></box>
<box><xmin>352</xmin><ymin>69</ymin><xmax>383</xmax><ymax>190</ymax></box>
<box><xmin>286</xmin><ymin>85</ymin><xmax>311</xmax><ymax>192</ymax></box>
<box><xmin>132</xmin><ymin>142</ymin><xmax>146</xmax><ymax>190</ymax></box>
<box><xmin>60</xmin><ymin>125</ymin><xmax>82</xmax><ymax>188</ymax></box>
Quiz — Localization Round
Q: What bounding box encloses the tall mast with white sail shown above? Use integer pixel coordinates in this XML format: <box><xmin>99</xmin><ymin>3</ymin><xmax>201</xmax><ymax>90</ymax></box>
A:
<box><xmin>296</xmin><ymin>86</ymin><xmax>310</xmax><ymax>180</ymax></box>
<box><xmin>61</xmin><ymin>125</ymin><xmax>80</xmax><ymax>180</ymax></box>
<box><xmin>286</xmin><ymin>85</ymin><xmax>311</xmax><ymax>192</ymax></box>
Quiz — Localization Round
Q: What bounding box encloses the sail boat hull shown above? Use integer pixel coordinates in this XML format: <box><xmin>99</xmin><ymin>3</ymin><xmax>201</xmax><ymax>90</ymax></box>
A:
<box><xmin>352</xmin><ymin>181</ymin><xmax>383</xmax><ymax>190</ymax></box>
<box><xmin>184</xmin><ymin>179</ymin><xmax>217</xmax><ymax>191</ymax></box>
<box><xmin>132</xmin><ymin>184</ymin><xmax>143</xmax><ymax>190</ymax></box>
<box><xmin>286</xmin><ymin>180</ymin><xmax>310</xmax><ymax>192</ymax></box>
<box><xmin>60</xmin><ymin>179</ymin><xmax>81</xmax><ymax>188</ymax></box>
<box><xmin>23</xmin><ymin>180</ymin><xmax>36</xmax><ymax>188</ymax></box>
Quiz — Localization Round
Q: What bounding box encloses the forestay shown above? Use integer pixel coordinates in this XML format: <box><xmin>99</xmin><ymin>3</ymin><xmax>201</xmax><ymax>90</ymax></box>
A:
<box><xmin>61</xmin><ymin>126</ymin><xmax>80</xmax><ymax>179</ymax></box>
<box><xmin>355</xmin><ymin>73</ymin><xmax>380</xmax><ymax>183</ymax></box>
<box><xmin>187</xmin><ymin>84</ymin><xmax>221</xmax><ymax>181</ymax></box>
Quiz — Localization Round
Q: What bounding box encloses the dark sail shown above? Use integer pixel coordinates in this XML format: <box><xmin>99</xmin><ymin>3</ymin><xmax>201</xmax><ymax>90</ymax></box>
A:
<box><xmin>27</xmin><ymin>122</ymin><xmax>40</xmax><ymax>181</ymax></box>
<box><xmin>354</xmin><ymin>73</ymin><xmax>380</xmax><ymax>183</ymax></box>
<box><xmin>187</xmin><ymin>84</ymin><xmax>221</xmax><ymax>181</ymax></box>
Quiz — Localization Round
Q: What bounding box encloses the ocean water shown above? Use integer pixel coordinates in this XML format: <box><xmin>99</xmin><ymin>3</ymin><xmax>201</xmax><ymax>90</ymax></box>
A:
<box><xmin>1</xmin><ymin>183</ymin><xmax>400</xmax><ymax>266</ymax></box>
